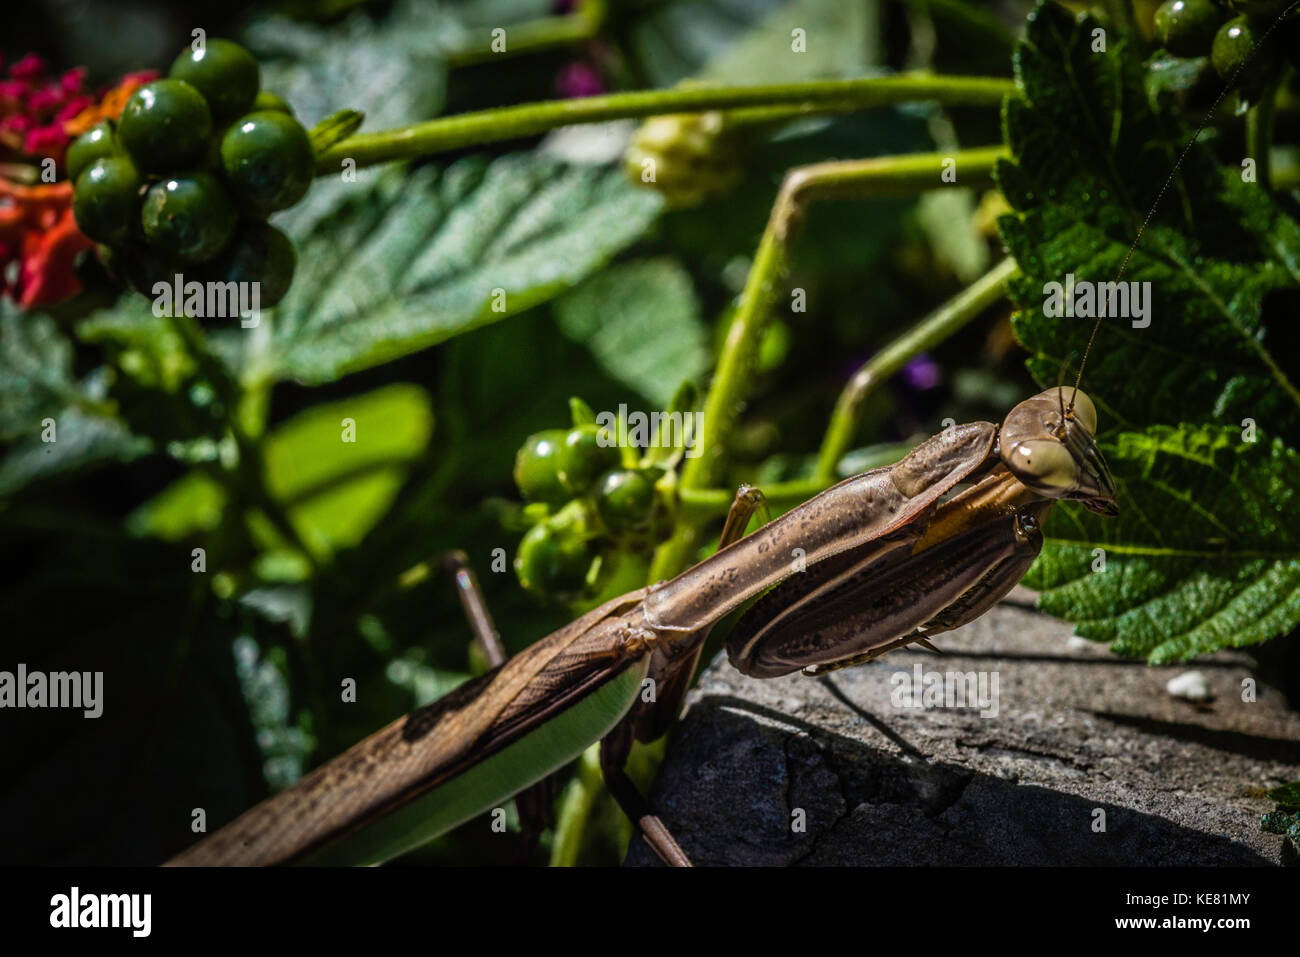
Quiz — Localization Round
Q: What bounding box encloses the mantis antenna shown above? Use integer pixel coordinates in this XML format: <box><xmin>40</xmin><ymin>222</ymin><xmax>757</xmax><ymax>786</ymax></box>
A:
<box><xmin>1067</xmin><ymin>1</ymin><xmax>1299</xmax><ymax>418</ymax></box>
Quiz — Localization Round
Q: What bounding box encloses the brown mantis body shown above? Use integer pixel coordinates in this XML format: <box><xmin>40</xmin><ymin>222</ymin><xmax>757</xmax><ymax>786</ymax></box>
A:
<box><xmin>170</xmin><ymin>385</ymin><xmax>1116</xmax><ymax>867</ymax></box>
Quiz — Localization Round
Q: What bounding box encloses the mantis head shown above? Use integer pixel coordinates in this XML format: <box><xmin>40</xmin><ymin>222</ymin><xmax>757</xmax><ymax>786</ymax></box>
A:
<box><xmin>999</xmin><ymin>387</ymin><xmax>1118</xmax><ymax>516</ymax></box>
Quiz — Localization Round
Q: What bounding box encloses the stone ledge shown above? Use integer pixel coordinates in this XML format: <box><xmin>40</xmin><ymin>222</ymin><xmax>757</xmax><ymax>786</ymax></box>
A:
<box><xmin>625</xmin><ymin>601</ymin><xmax>1300</xmax><ymax>866</ymax></box>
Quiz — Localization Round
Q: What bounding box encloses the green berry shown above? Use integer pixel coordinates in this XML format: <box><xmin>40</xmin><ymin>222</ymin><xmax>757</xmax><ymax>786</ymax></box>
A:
<box><xmin>118</xmin><ymin>79</ymin><xmax>213</xmax><ymax>172</ymax></box>
<box><xmin>141</xmin><ymin>171</ymin><xmax>237</xmax><ymax>263</ymax></box>
<box><xmin>66</xmin><ymin>121</ymin><xmax>120</xmax><ymax>183</ymax></box>
<box><xmin>219</xmin><ymin>111</ymin><xmax>314</xmax><ymax>214</ymax></box>
<box><xmin>1154</xmin><ymin>0</ymin><xmax>1223</xmax><ymax>57</ymax></box>
<box><xmin>1211</xmin><ymin>15</ymin><xmax>1276</xmax><ymax>81</ymax></box>
<box><xmin>514</xmin><ymin>429</ymin><xmax>570</xmax><ymax>506</ymax></box>
<box><xmin>202</xmin><ymin>222</ymin><xmax>296</xmax><ymax>308</ymax></box>
<box><xmin>72</xmin><ymin>157</ymin><xmax>141</xmax><ymax>245</ymax></box>
<box><xmin>595</xmin><ymin>468</ymin><xmax>659</xmax><ymax>533</ymax></box>
<box><xmin>120</xmin><ymin>242</ymin><xmax>180</xmax><ymax>297</ymax></box>
<box><xmin>514</xmin><ymin>520</ymin><xmax>593</xmax><ymax>597</ymax></box>
<box><xmin>251</xmin><ymin>90</ymin><xmax>293</xmax><ymax>115</ymax></box>
<box><xmin>169</xmin><ymin>39</ymin><xmax>260</xmax><ymax>121</ymax></box>
<box><xmin>556</xmin><ymin>424</ymin><xmax>621</xmax><ymax>495</ymax></box>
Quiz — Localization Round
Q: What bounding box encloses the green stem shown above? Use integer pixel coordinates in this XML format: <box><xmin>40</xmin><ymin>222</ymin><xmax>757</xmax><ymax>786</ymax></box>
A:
<box><xmin>443</xmin><ymin>1</ymin><xmax>604</xmax><ymax>68</ymax></box>
<box><xmin>548</xmin><ymin>744</ymin><xmax>603</xmax><ymax>867</ymax></box>
<box><xmin>315</xmin><ymin>75</ymin><xmax>1016</xmax><ymax>172</ymax></box>
<box><xmin>649</xmin><ymin>146</ymin><xmax>1007</xmax><ymax>581</ymax></box>
<box><xmin>814</xmin><ymin>256</ymin><xmax>1019</xmax><ymax>480</ymax></box>
<box><xmin>164</xmin><ymin>312</ymin><xmax>317</xmax><ymax>568</ymax></box>
<box><xmin>1246</xmin><ymin>81</ymin><xmax>1278</xmax><ymax>191</ymax></box>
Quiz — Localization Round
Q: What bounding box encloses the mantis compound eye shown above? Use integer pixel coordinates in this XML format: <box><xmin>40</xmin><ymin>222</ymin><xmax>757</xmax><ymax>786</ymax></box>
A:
<box><xmin>1000</xmin><ymin>387</ymin><xmax>1118</xmax><ymax>514</ymax></box>
<box><xmin>1006</xmin><ymin>439</ymin><xmax>1077</xmax><ymax>493</ymax></box>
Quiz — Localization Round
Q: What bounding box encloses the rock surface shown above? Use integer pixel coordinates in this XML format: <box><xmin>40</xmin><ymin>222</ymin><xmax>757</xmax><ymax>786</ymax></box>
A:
<box><xmin>625</xmin><ymin>596</ymin><xmax>1300</xmax><ymax>866</ymax></box>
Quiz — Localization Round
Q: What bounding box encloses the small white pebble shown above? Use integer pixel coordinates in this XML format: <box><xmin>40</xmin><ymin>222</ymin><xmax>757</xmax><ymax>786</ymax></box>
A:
<box><xmin>1067</xmin><ymin>636</ymin><xmax>1091</xmax><ymax>650</ymax></box>
<box><xmin>1166</xmin><ymin>670</ymin><xmax>1210</xmax><ymax>701</ymax></box>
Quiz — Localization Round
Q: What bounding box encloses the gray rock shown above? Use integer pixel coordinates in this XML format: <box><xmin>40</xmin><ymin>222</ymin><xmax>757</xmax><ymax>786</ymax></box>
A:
<box><xmin>625</xmin><ymin>598</ymin><xmax>1300</xmax><ymax>866</ymax></box>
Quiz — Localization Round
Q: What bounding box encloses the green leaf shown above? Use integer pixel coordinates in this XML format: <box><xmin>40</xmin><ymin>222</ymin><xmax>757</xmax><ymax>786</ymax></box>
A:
<box><xmin>308</xmin><ymin>109</ymin><xmax>365</xmax><ymax>154</ymax></box>
<box><xmin>694</xmin><ymin>0</ymin><xmax>881</xmax><ymax>83</ymax></box>
<box><xmin>0</xmin><ymin>309</ymin><xmax>77</xmax><ymax>442</ymax></box>
<box><xmin>244</xmin><ymin>0</ymin><xmax>446</xmax><ymax>130</ymax></box>
<box><xmin>0</xmin><ymin>306</ymin><xmax>150</xmax><ymax>495</ymax></box>
<box><xmin>130</xmin><ymin>383</ymin><xmax>433</xmax><ymax>561</ymax></box>
<box><xmin>266</xmin><ymin>156</ymin><xmax>664</xmax><ymax>385</ymax></box>
<box><xmin>1024</xmin><ymin>426</ymin><xmax>1300</xmax><ymax>664</ymax></box>
<box><xmin>999</xmin><ymin>2</ymin><xmax>1300</xmax><ymax>441</ymax></box>
<box><xmin>553</xmin><ymin>258</ymin><xmax>709</xmax><ymax>407</ymax></box>
<box><xmin>265</xmin><ymin>383</ymin><xmax>433</xmax><ymax>556</ymax></box>
<box><xmin>629</xmin><ymin>0</ymin><xmax>877</xmax><ymax>88</ymax></box>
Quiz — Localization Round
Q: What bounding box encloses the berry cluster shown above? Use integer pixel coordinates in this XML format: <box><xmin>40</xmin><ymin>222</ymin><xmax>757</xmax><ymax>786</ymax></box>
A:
<box><xmin>1152</xmin><ymin>1</ymin><xmax>1299</xmax><ymax>98</ymax></box>
<box><xmin>69</xmin><ymin>39</ymin><xmax>308</xmax><ymax>309</ymax></box>
<box><xmin>512</xmin><ymin>403</ymin><xmax>669</xmax><ymax>602</ymax></box>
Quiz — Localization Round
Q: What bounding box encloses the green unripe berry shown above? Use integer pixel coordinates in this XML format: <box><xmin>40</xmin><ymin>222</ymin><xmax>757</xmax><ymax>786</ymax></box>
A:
<box><xmin>1154</xmin><ymin>0</ymin><xmax>1223</xmax><ymax>57</ymax></box>
<box><xmin>514</xmin><ymin>520</ymin><xmax>593</xmax><ymax>598</ymax></box>
<box><xmin>202</xmin><ymin>222</ymin><xmax>296</xmax><ymax>308</ymax></box>
<box><xmin>120</xmin><ymin>242</ymin><xmax>180</xmax><ymax>296</ymax></box>
<box><xmin>251</xmin><ymin>90</ymin><xmax>293</xmax><ymax>115</ymax></box>
<box><xmin>169</xmin><ymin>39</ymin><xmax>260</xmax><ymax>120</ymax></box>
<box><xmin>557</xmin><ymin>424</ymin><xmax>621</xmax><ymax>495</ymax></box>
<box><xmin>118</xmin><ymin>79</ymin><xmax>213</xmax><ymax>172</ymax></box>
<box><xmin>514</xmin><ymin>429</ymin><xmax>570</xmax><ymax>506</ymax></box>
<box><xmin>72</xmin><ymin>157</ymin><xmax>141</xmax><ymax>245</ymax></box>
<box><xmin>66</xmin><ymin>121</ymin><xmax>120</xmax><ymax>183</ymax></box>
<box><xmin>595</xmin><ymin>468</ymin><xmax>659</xmax><ymax>533</ymax></box>
<box><xmin>219</xmin><ymin>111</ymin><xmax>314</xmax><ymax>215</ymax></box>
<box><xmin>1211</xmin><ymin>15</ymin><xmax>1276</xmax><ymax>82</ymax></box>
<box><xmin>141</xmin><ymin>171</ymin><xmax>237</xmax><ymax>263</ymax></box>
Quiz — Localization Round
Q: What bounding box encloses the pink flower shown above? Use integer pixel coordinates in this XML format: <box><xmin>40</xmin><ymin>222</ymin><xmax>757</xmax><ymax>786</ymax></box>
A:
<box><xmin>555</xmin><ymin>61</ymin><xmax>604</xmax><ymax>99</ymax></box>
<box><xmin>27</xmin><ymin>86</ymin><xmax>64</xmax><ymax>115</ymax></box>
<box><xmin>25</xmin><ymin>124</ymin><xmax>68</xmax><ymax>157</ymax></box>
<box><xmin>55</xmin><ymin>96</ymin><xmax>93</xmax><ymax>123</ymax></box>
<box><xmin>59</xmin><ymin>67</ymin><xmax>87</xmax><ymax>95</ymax></box>
<box><xmin>10</xmin><ymin>54</ymin><xmax>46</xmax><ymax>81</ymax></box>
<box><xmin>1</xmin><ymin>114</ymin><xmax>33</xmax><ymax>135</ymax></box>
<box><xmin>0</xmin><ymin>80</ymin><xmax>28</xmax><ymax>108</ymax></box>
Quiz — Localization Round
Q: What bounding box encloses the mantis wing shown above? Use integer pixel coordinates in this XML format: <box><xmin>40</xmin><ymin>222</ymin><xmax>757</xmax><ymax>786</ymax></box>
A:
<box><xmin>168</xmin><ymin>589</ymin><xmax>650</xmax><ymax>866</ymax></box>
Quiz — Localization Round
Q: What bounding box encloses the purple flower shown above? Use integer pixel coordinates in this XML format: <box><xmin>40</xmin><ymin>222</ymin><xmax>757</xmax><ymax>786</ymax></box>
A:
<box><xmin>901</xmin><ymin>353</ymin><xmax>941</xmax><ymax>391</ymax></box>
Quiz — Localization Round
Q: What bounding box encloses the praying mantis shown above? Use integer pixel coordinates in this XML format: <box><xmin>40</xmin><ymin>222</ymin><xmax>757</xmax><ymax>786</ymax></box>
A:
<box><xmin>168</xmin><ymin>374</ymin><xmax>1115</xmax><ymax>867</ymax></box>
<box><xmin>175</xmin><ymin>7</ymin><xmax>1260</xmax><ymax>865</ymax></box>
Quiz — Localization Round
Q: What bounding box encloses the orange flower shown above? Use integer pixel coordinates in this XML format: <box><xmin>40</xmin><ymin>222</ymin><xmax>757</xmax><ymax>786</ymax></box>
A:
<box><xmin>64</xmin><ymin>70</ymin><xmax>158</xmax><ymax>139</ymax></box>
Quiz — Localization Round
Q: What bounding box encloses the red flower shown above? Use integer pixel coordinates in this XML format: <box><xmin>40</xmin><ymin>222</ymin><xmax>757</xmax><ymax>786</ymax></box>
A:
<box><xmin>0</xmin><ymin>178</ymin><xmax>93</xmax><ymax>307</ymax></box>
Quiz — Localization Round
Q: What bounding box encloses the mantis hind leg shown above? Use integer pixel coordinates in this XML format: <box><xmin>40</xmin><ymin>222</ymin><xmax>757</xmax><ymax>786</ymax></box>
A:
<box><xmin>438</xmin><ymin>550</ymin><xmax>553</xmax><ymax>862</ymax></box>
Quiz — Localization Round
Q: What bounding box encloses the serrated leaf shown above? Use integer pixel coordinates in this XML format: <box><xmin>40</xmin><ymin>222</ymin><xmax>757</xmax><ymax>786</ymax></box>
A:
<box><xmin>998</xmin><ymin>2</ymin><xmax>1300</xmax><ymax>442</ymax></box>
<box><xmin>553</xmin><ymin>258</ymin><xmax>708</xmax><ymax>407</ymax></box>
<box><xmin>1024</xmin><ymin>426</ymin><xmax>1300</xmax><ymax>663</ymax></box>
<box><xmin>266</xmin><ymin>156</ymin><xmax>664</xmax><ymax>385</ymax></box>
<box><xmin>0</xmin><ymin>306</ymin><xmax>150</xmax><ymax>493</ymax></box>
<box><xmin>244</xmin><ymin>0</ymin><xmax>445</xmax><ymax>129</ymax></box>
<box><xmin>0</xmin><ymin>309</ymin><xmax>78</xmax><ymax>442</ymax></box>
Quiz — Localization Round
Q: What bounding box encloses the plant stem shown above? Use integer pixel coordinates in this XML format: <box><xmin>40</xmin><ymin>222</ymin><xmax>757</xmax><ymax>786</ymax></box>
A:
<box><xmin>648</xmin><ymin>146</ymin><xmax>1008</xmax><ymax>581</ymax></box>
<box><xmin>814</xmin><ymin>256</ymin><xmax>1018</xmax><ymax>480</ymax></box>
<box><xmin>549</xmin><ymin>744</ymin><xmax>603</xmax><ymax>867</ymax></box>
<box><xmin>1246</xmin><ymin>82</ymin><xmax>1278</xmax><ymax>191</ymax></box>
<box><xmin>443</xmin><ymin>1</ymin><xmax>604</xmax><ymax>68</ymax></box>
<box><xmin>163</xmin><ymin>312</ymin><xmax>317</xmax><ymax>568</ymax></box>
<box><xmin>315</xmin><ymin>75</ymin><xmax>1016</xmax><ymax>172</ymax></box>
